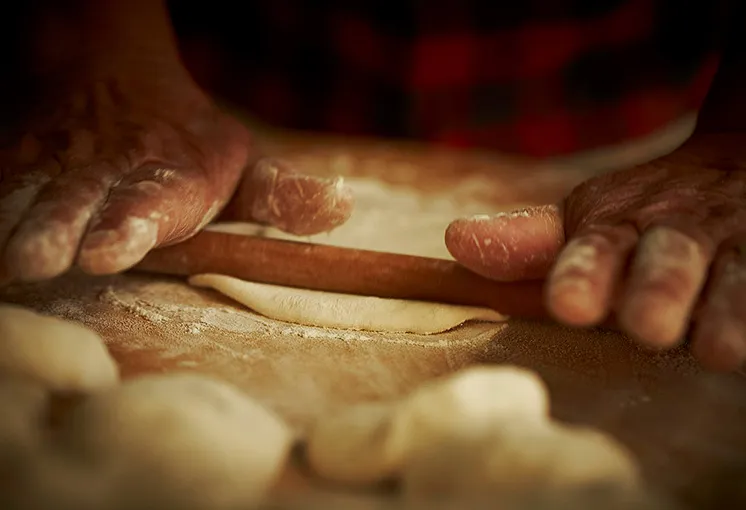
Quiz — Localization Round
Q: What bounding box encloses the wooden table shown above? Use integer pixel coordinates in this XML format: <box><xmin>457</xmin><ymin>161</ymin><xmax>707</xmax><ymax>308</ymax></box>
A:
<box><xmin>2</xmin><ymin>130</ymin><xmax>745</xmax><ymax>509</ymax></box>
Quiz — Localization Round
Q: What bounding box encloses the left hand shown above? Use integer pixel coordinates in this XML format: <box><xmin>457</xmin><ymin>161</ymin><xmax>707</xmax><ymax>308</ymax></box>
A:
<box><xmin>445</xmin><ymin>134</ymin><xmax>746</xmax><ymax>372</ymax></box>
<box><xmin>0</xmin><ymin>71</ymin><xmax>352</xmax><ymax>284</ymax></box>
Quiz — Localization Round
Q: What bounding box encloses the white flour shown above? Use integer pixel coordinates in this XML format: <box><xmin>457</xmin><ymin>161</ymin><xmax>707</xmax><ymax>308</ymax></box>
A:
<box><xmin>208</xmin><ymin>176</ymin><xmax>519</xmax><ymax>259</ymax></box>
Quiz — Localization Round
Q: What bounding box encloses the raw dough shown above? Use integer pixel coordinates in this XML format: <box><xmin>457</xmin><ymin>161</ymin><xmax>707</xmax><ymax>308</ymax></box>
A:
<box><xmin>392</xmin><ymin>365</ymin><xmax>549</xmax><ymax>454</ymax></box>
<box><xmin>0</xmin><ymin>305</ymin><xmax>119</xmax><ymax>392</ymax></box>
<box><xmin>188</xmin><ymin>274</ymin><xmax>505</xmax><ymax>334</ymax></box>
<box><xmin>55</xmin><ymin>373</ymin><xmax>293</xmax><ymax>510</ymax></box>
<box><xmin>305</xmin><ymin>365</ymin><xmax>646</xmax><ymax>507</ymax></box>
<box><xmin>402</xmin><ymin>421</ymin><xmax>640</xmax><ymax>499</ymax></box>
<box><xmin>397</xmin><ymin>368</ymin><xmax>641</xmax><ymax>503</ymax></box>
<box><xmin>487</xmin><ymin>422</ymin><xmax>639</xmax><ymax>489</ymax></box>
<box><xmin>306</xmin><ymin>401</ymin><xmax>402</xmax><ymax>484</ymax></box>
<box><xmin>305</xmin><ymin>366</ymin><xmax>548</xmax><ymax>485</ymax></box>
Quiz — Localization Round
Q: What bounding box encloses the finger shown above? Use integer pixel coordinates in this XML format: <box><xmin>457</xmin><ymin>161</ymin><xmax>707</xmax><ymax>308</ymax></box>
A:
<box><xmin>76</xmin><ymin>166</ymin><xmax>218</xmax><ymax>275</ymax></box>
<box><xmin>445</xmin><ymin>205</ymin><xmax>564</xmax><ymax>281</ymax></box>
<box><xmin>690</xmin><ymin>243</ymin><xmax>746</xmax><ymax>372</ymax></box>
<box><xmin>0</xmin><ymin>167</ymin><xmax>55</xmax><ymax>284</ymax></box>
<box><xmin>617</xmin><ymin>226</ymin><xmax>711</xmax><ymax>349</ymax></box>
<box><xmin>546</xmin><ymin>223</ymin><xmax>638</xmax><ymax>326</ymax></box>
<box><xmin>219</xmin><ymin>158</ymin><xmax>354</xmax><ymax>236</ymax></box>
<box><xmin>3</xmin><ymin>163</ymin><xmax>118</xmax><ymax>281</ymax></box>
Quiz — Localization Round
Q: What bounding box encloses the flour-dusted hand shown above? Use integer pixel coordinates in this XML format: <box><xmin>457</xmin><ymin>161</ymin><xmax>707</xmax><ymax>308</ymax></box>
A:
<box><xmin>446</xmin><ymin>134</ymin><xmax>746</xmax><ymax>371</ymax></box>
<box><xmin>0</xmin><ymin>76</ymin><xmax>354</xmax><ymax>284</ymax></box>
<box><xmin>0</xmin><ymin>0</ymin><xmax>353</xmax><ymax>285</ymax></box>
<box><xmin>0</xmin><ymin>72</ymin><xmax>249</xmax><ymax>281</ymax></box>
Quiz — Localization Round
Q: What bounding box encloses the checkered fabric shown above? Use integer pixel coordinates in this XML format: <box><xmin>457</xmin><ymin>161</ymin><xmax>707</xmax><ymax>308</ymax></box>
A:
<box><xmin>172</xmin><ymin>0</ymin><xmax>733</xmax><ymax>157</ymax></box>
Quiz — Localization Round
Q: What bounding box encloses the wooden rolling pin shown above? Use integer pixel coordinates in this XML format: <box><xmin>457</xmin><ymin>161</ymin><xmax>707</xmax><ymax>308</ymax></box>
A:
<box><xmin>133</xmin><ymin>230</ymin><xmax>549</xmax><ymax>320</ymax></box>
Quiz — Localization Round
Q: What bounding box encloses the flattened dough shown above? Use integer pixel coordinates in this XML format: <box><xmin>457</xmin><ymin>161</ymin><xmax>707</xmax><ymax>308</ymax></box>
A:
<box><xmin>188</xmin><ymin>274</ymin><xmax>505</xmax><ymax>334</ymax></box>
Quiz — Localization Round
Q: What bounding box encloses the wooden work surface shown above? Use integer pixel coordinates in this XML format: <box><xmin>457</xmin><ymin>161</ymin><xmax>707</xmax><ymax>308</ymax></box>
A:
<box><xmin>2</xmin><ymin>131</ymin><xmax>746</xmax><ymax>509</ymax></box>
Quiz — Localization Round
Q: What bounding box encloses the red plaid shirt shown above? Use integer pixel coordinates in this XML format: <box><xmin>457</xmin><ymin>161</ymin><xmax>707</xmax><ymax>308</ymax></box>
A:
<box><xmin>173</xmin><ymin>0</ymin><xmax>733</xmax><ymax>158</ymax></box>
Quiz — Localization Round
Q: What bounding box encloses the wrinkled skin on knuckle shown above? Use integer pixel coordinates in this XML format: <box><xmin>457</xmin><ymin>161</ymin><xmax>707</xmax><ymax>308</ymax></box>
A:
<box><xmin>558</xmin><ymin>157</ymin><xmax>746</xmax><ymax>361</ymax></box>
<box><xmin>566</xmin><ymin>164</ymin><xmax>746</xmax><ymax>241</ymax></box>
<box><xmin>0</xmin><ymin>77</ymin><xmax>253</xmax><ymax>281</ymax></box>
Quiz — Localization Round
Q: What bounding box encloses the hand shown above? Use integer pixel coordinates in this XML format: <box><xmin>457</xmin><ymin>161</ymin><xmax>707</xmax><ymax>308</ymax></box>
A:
<box><xmin>445</xmin><ymin>134</ymin><xmax>746</xmax><ymax>372</ymax></box>
<box><xmin>0</xmin><ymin>73</ymin><xmax>352</xmax><ymax>283</ymax></box>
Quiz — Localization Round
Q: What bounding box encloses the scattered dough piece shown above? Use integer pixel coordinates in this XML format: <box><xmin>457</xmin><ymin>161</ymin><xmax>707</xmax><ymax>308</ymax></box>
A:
<box><xmin>489</xmin><ymin>423</ymin><xmax>640</xmax><ymax>489</ymax></box>
<box><xmin>188</xmin><ymin>273</ymin><xmax>505</xmax><ymax>334</ymax></box>
<box><xmin>55</xmin><ymin>373</ymin><xmax>293</xmax><ymax>510</ymax></box>
<box><xmin>402</xmin><ymin>421</ymin><xmax>640</xmax><ymax>501</ymax></box>
<box><xmin>0</xmin><ymin>305</ymin><xmax>119</xmax><ymax>392</ymax></box>
<box><xmin>306</xmin><ymin>365</ymin><xmax>646</xmax><ymax>507</ymax></box>
<box><xmin>390</xmin><ymin>365</ymin><xmax>549</xmax><ymax>455</ymax></box>
<box><xmin>305</xmin><ymin>366</ymin><xmax>548</xmax><ymax>485</ymax></box>
<box><xmin>306</xmin><ymin>401</ymin><xmax>402</xmax><ymax>484</ymax></box>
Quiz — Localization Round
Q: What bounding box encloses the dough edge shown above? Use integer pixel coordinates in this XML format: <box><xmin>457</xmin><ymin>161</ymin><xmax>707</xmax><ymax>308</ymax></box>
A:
<box><xmin>188</xmin><ymin>273</ymin><xmax>506</xmax><ymax>334</ymax></box>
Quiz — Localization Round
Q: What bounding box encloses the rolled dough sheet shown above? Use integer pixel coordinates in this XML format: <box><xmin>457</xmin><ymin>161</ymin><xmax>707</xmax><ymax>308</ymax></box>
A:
<box><xmin>188</xmin><ymin>274</ymin><xmax>506</xmax><ymax>335</ymax></box>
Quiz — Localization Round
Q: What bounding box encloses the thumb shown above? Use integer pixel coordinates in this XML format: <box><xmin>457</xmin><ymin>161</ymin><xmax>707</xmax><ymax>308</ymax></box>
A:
<box><xmin>218</xmin><ymin>158</ymin><xmax>354</xmax><ymax>236</ymax></box>
<box><xmin>445</xmin><ymin>204</ymin><xmax>565</xmax><ymax>281</ymax></box>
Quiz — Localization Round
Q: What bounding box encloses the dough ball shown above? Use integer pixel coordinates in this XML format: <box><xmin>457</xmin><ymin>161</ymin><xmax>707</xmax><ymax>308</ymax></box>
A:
<box><xmin>306</xmin><ymin>401</ymin><xmax>402</xmax><ymax>484</ymax></box>
<box><xmin>492</xmin><ymin>423</ymin><xmax>640</xmax><ymax>489</ymax></box>
<box><xmin>304</xmin><ymin>366</ymin><xmax>548</xmax><ymax>487</ymax></box>
<box><xmin>55</xmin><ymin>373</ymin><xmax>294</xmax><ymax>510</ymax></box>
<box><xmin>0</xmin><ymin>305</ymin><xmax>119</xmax><ymax>393</ymax></box>
<box><xmin>403</xmin><ymin>421</ymin><xmax>641</xmax><ymax>503</ymax></box>
<box><xmin>390</xmin><ymin>365</ymin><xmax>549</xmax><ymax>455</ymax></box>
